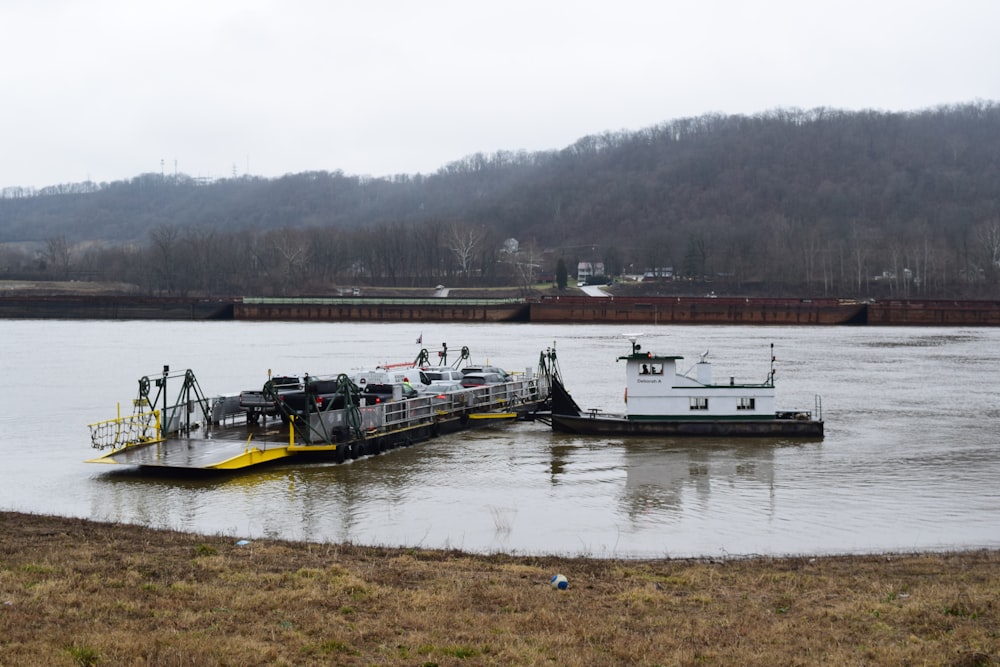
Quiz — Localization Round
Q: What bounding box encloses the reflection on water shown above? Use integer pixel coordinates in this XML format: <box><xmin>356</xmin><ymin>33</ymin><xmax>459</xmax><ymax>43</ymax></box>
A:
<box><xmin>621</xmin><ymin>440</ymin><xmax>779</xmax><ymax>522</ymax></box>
<box><xmin>2</xmin><ymin>320</ymin><xmax>1000</xmax><ymax>557</ymax></box>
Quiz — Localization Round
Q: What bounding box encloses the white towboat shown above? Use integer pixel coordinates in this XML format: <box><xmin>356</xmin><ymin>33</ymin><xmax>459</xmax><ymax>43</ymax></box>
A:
<box><xmin>548</xmin><ymin>334</ymin><xmax>824</xmax><ymax>438</ymax></box>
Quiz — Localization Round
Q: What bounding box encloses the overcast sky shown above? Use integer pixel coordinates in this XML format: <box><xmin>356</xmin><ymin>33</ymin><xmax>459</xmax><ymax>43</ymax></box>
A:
<box><xmin>2</xmin><ymin>0</ymin><xmax>998</xmax><ymax>189</ymax></box>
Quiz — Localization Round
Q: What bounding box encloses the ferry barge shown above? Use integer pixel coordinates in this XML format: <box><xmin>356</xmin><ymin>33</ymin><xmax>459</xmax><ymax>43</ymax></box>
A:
<box><xmin>87</xmin><ymin>345</ymin><xmax>557</xmax><ymax>471</ymax></box>
<box><xmin>547</xmin><ymin>335</ymin><xmax>824</xmax><ymax>438</ymax></box>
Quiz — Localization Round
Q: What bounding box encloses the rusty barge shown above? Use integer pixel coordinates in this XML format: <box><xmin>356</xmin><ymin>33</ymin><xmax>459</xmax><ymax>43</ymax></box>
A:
<box><xmin>5</xmin><ymin>293</ymin><xmax>1000</xmax><ymax>325</ymax></box>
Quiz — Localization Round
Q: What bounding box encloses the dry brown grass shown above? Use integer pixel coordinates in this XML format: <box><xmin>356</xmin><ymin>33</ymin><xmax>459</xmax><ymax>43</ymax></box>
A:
<box><xmin>1</xmin><ymin>511</ymin><xmax>997</xmax><ymax>666</ymax></box>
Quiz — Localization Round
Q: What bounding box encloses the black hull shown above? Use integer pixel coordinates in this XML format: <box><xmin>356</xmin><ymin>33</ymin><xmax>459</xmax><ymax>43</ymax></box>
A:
<box><xmin>550</xmin><ymin>413</ymin><xmax>823</xmax><ymax>438</ymax></box>
<box><xmin>549</xmin><ymin>376</ymin><xmax>822</xmax><ymax>438</ymax></box>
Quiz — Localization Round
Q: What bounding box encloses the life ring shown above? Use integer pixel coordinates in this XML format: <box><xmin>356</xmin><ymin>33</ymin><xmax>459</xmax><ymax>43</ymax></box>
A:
<box><xmin>359</xmin><ymin>378</ymin><xmax>367</xmax><ymax>385</ymax></box>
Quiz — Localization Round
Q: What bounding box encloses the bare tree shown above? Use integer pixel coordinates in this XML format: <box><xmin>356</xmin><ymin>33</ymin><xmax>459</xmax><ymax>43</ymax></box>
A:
<box><xmin>447</xmin><ymin>223</ymin><xmax>486</xmax><ymax>280</ymax></box>
<box><xmin>149</xmin><ymin>225</ymin><xmax>182</xmax><ymax>294</ymax></box>
<box><xmin>412</xmin><ymin>219</ymin><xmax>448</xmax><ymax>283</ymax></box>
<box><xmin>974</xmin><ymin>217</ymin><xmax>1000</xmax><ymax>285</ymax></box>
<box><xmin>847</xmin><ymin>222</ymin><xmax>874</xmax><ymax>295</ymax></box>
<box><xmin>268</xmin><ymin>228</ymin><xmax>308</xmax><ymax>293</ymax></box>
<box><xmin>44</xmin><ymin>235</ymin><xmax>73</xmax><ymax>279</ymax></box>
<box><xmin>500</xmin><ymin>238</ymin><xmax>541</xmax><ymax>294</ymax></box>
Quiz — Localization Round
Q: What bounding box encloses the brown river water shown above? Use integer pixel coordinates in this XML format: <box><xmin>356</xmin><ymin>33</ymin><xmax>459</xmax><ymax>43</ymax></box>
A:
<box><xmin>1</xmin><ymin>319</ymin><xmax>998</xmax><ymax>557</ymax></box>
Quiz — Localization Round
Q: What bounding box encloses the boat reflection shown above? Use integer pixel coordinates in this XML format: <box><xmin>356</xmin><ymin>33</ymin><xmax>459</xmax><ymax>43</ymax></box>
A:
<box><xmin>91</xmin><ymin>431</ymin><xmax>811</xmax><ymax>551</ymax></box>
<box><xmin>620</xmin><ymin>440</ymin><xmax>780</xmax><ymax>522</ymax></box>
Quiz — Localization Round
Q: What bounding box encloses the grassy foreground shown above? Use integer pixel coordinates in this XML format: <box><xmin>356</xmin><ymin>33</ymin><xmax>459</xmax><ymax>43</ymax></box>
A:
<box><xmin>1</xmin><ymin>512</ymin><xmax>997</xmax><ymax>666</ymax></box>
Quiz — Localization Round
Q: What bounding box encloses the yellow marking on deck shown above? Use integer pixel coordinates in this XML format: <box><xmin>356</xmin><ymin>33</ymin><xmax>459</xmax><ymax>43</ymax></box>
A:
<box><xmin>207</xmin><ymin>446</ymin><xmax>296</xmax><ymax>470</ymax></box>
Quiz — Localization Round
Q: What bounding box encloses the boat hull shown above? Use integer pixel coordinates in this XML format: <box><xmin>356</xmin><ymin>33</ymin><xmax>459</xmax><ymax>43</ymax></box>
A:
<box><xmin>88</xmin><ymin>405</ymin><xmax>542</xmax><ymax>470</ymax></box>
<box><xmin>550</xmin><ymin>413</ymin><xmax>824</xmax><ymax>438</ymax></box>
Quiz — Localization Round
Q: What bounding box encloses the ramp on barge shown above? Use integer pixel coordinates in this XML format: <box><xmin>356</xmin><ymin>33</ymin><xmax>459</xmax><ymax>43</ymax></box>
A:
<box><xmin>87</xmin><ymin>420</ymin><xmax>300</xmax><ymax>470</ymax></box>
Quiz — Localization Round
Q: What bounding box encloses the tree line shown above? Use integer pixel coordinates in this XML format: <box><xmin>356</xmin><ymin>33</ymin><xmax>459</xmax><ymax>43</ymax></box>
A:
<box><xmin>13</xmin><ymin>223</ymin><xmax>543</xmax><ymax>296</ymax></box>
<box><xmin>1</xmin><ymin>102</ymin><xmax>999</xmax><ymax>298</ymax></box>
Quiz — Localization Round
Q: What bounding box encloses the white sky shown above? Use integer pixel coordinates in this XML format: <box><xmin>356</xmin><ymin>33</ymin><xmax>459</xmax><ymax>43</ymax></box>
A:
<box><xmin>2</xmin><ymin>0</ymin><xmax>998</xmax><ymax>189</ymax></box>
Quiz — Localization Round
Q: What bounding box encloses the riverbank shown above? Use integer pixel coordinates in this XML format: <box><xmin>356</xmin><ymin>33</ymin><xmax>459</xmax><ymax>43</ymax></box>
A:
<box><xmin>2</xmin><ymin>512</ymin><xmax>996</xmax><ymax>666</ymax></box>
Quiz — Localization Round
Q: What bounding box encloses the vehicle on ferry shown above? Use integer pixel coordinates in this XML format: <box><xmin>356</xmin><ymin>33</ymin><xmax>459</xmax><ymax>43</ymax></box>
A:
<box><xmin>417</xmin><ymin>366</ymin><xmax>464</xmax><ymax>386</ymax></box>
<box><xmin>460</xmin><ymin>372</ymin><xmax>506</xmax><ymax>388</ymax></box>
<box><xmin>279</xmin><ymin>377</ymin><xmax>350</xmax><ymax>422</ymax></box>
<box><xmin>359</xmin><ymin>382</ymin><xmax>419</xmax><ymax>403</ymax></box>
<box><xmin>461</xmin><ymin>365</ymin><xmax>512</xmax><ymax>381</ymax></box>
<box><xmin>239</xmin><ymin>375</ymin><xmax>301</xmax><ymax>423</ymax></box>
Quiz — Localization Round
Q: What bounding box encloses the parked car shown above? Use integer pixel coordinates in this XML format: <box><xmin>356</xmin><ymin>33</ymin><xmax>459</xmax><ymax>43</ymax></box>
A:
<box><xmin>280</xmin><ymin>379</ymin><xmax>347</xmax><ymax>420</ymax></box>
<box><xmin>424</xmin><ymin>381</ymin><xmax>473</xmax><ymax>408</ymax></box>
<box><xmin>359</xmin><ymin>382</ymin><xmax>418</xmax><ymax>404</ymax></box>
<box><xmin>460</xmin><ymin>372</ymin><xmax>505</xmax><ymax>388</ymax></box>
<box><xmin>461</xmin><ymin>366</ymin><xmax>512</xmax><ymax>382</ymax></box>
<box><xmin>418</xmin><ymin>367</ymin><xmax>464</xmax><ymax>385</ymax></box>
<box><xmin>239</xmin><ymin>375</ymin><xmax>302</xmax><ymax>422</ymax></box>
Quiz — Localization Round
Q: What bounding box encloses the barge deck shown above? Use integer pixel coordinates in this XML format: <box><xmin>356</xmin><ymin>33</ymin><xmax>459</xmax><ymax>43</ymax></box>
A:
<box><xmin>87</xmin><ymin>351</ymin><xmax>557</xmax><ymax>471</ymax></box>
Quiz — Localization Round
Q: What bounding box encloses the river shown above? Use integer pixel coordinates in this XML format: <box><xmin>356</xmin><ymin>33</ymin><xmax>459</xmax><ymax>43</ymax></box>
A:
<box><xmin>1</xmin><ymin>319</ymin><xmax>997</xmax><ymax>558</ymax></box>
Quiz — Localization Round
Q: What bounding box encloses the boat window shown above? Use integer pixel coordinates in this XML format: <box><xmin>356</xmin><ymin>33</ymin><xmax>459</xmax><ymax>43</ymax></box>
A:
<box><xmin>737</xmin><ymin>397</ymin><xmax>756</xmax><ymax>410</ymax></box>
<box><xmin>640</xmin><ymin>364</ymin><xmax>662</xmax><ymax>375</ymax></box>
<box><xmin>689</xmin><ymin>397</ymin><xmax>708</xmax><ymax>410</ymax></box>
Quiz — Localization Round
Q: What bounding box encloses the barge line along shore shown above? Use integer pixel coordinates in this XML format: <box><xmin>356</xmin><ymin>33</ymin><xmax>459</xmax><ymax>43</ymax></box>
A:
<box><xmin>87</xmin><ymin>347</ymin><xmax>557</xmax><ymax>472</ymax></box>
<box><xmin>544</xmin><ymin>334</ymin><xmax>824</xmax><ymax>438</ymax></box>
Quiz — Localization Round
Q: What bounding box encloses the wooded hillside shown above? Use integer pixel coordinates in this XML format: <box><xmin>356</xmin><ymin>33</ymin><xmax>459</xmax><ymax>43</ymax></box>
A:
<box><xmin>2</xmin><ymin>102</ymin><xmax>998</xmax><ymax>298</ymax></box>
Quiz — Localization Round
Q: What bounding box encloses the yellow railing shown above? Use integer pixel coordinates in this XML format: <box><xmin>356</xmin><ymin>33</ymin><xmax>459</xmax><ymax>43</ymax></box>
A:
<box><xmin>88</xmin><ymin>400</ymin><xmax>162</xmax><ymax>450</ymax></box>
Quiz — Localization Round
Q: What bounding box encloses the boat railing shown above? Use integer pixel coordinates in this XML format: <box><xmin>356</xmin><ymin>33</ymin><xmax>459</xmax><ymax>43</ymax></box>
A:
<box><xmin>464</xmin><ymin>377</ymin><xmax>538</xmax><ymax>410</ymax></box>
<box><xmin>774</xmin><ymin>396</ymin><xmax>822</xmax><ymax>422</ymax></box>
<box><xmin>291</xmin><ymin>376</ymin><xmax>542</xmax><ymax>445</ymax></box>
<box><xmin>88</xmin><ymin>401</ymin><xmax>161</xmax><ymax>450</ymax></box>
<box><xmin>382</xmin><ymin>395</ymin><xmax>436</xmax><ymax>426</ymax></box>
<box><xmin>90</xmin><ymin>391</ymin><xmax>230</xmax><ymax>451</ymax></box>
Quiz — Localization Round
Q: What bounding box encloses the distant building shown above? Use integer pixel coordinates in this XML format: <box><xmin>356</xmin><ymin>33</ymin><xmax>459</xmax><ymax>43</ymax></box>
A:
<box><xmin>642</xmin><ymin>267</ymin><xmax>674</xmax><ymax>280</ymax></box>
<box><xmin>577</xmin><ymin>261</ymin><xmax>605</xmax><ymax>281</ymax></box>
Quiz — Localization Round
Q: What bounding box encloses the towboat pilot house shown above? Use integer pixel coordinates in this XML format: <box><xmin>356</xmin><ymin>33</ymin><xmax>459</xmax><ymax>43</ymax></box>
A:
<box><xmin>622</xmin><ymin>348</ymin><xmax>775</xmax><ymax>421</ymax></box>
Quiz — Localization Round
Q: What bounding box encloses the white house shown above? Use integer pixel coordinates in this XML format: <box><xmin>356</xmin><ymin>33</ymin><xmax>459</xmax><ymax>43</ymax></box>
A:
<box><xmin>577</xmin><ymin>261</ymin><xmax>605</xmax><ymax>281</ymax></box>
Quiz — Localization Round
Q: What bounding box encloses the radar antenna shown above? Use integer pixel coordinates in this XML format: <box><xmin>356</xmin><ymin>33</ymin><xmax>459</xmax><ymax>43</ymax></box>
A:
<box><xmin>622</xmin><ymin>332</ymin><xmax>644</xmax><ymax>355</ymax></box>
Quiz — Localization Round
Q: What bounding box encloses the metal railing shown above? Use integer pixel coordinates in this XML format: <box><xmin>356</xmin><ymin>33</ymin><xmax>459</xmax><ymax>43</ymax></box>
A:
<box><xmin>88</xmin><ymin>400</ymin><xmax>161</xmax><ymax>450</ymax></box>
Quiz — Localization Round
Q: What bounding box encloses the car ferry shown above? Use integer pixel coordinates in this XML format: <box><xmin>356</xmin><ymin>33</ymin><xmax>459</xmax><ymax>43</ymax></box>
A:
<box><xmin>547</xmin><ymin>334</ymin><xmax>823</xmax><ymax>437</ymax></box>
<box><xmin>87</xmin><ymin>344</ymin><xmax>558</xmax><ymax>471</ymax></box>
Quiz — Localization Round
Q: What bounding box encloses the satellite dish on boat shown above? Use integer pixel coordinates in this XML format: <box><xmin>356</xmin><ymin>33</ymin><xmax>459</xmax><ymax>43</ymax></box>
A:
<box><xmin>622</xmin><ymin>332</ymin><xmax>644</xmax><ymax>343</ymax></box>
